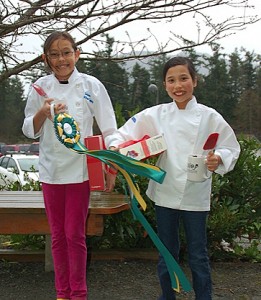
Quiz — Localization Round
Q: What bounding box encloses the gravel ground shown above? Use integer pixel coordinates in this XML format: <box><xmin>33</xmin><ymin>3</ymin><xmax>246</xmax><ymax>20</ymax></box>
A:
<box><xmin>0</xmin><ymin>258</ymin><xmax>260</xmax><ymax>300</ymax></box>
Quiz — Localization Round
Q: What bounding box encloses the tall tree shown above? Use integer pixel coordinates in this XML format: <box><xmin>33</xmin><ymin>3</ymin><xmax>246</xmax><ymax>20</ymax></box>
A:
<box><xmin>234</xmin><ymin>89</ymin><xmax>261</xmax><ymax>138</ymax></box>
<box><xmin>233</xmin><ymin>50</ymin><xmax>261</xmax><ymax>138</ymax></box>
<box><xmin>256</xmin><ymin>55</ymin><xmax>261</xmax><ymax>99</ymax></box>
<box><xmin>149</xmin><ymin>54</ymin><xmax>169</xmax><ymax>104</ymax></box>
<box><xmin>0</xmin><ymin>76</ymin><xmax>25</xmax><ymax>142</ymax></box>
<box><xmin>81</xmin><ymin>35</ymin><xmax>129</xmax><ymax>107</ymax></box>
<box><xmin>240</xmin><ymin>50</ymin><xmax>257</xmax><ymax>91</ymax></box>
<box><xmin>0</xmin><ymin>0</ymin><xmax>259</xmax><ymax>82</ymax></box>
<box><xmin>129</xmin><ymin>63</ymin><xmax>151</xmax><ymax>110</ymax></box>
<box><xmin>199</xmin><ymin>50</ymin><xmax>234</xmax><ymax>122</ymax></box>
<box><xmin>227</xmin><ymin>49</ymin><xmax>243</xmax><ymax>109</ymax></box>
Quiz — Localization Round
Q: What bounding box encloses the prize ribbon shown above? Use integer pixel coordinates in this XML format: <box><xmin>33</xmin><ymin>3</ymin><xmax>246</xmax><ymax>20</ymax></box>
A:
<box><xmin>53</xmin><ymin>112</ymin><xmax>192</xmax><ymax>293</ymax></box>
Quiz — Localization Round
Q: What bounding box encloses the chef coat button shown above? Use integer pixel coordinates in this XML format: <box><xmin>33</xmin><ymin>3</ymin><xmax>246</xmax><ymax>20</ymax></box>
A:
<box><xmin>76</xmin><ymin>102</ymin><xmax>80</xmax><ymax>107</ymax></box>
<box><xmin>76</xmin><ymin>84</ymin><xmax>81</xmax><ymax>89</ymax></box>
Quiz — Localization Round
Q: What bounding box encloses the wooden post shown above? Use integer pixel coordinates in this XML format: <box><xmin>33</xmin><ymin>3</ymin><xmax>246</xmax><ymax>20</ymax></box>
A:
<box><xmin>45</xmin><ymin>235</ymin><xmax>53</xmax><ymax>272</ymax></box>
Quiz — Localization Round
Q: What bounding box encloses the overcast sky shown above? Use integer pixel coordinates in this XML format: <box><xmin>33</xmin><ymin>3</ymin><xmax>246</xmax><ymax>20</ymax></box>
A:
<box><xmin>21</xmin><ymin>0</ymin><xmax>261</xmax><ymax>59</ymax></box>
<box><xmin>105</xmin><ymin>0</ymin><xmax>261</xmax><ymax>56</ymax></box>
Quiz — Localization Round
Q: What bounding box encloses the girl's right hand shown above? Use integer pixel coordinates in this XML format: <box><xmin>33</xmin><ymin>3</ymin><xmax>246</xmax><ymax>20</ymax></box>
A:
<box><xmin>41</xmin><ymin>98</ymin><xmax>54</xmax><ymax>120</ymax></box>
<box><xmin>33</xmin><ymin>98</ymin><xmax>54</xmax><ymax>134</ymax></box>
<box><xmin>42</xmin><ymin>99</ymin><xmax>67</xmax><ymax>120</ymax></box>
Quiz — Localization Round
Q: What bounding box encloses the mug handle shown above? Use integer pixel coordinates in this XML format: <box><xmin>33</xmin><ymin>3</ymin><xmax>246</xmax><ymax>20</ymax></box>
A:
<box><xmin>203</xmin><ymin>157</ymin><xmax>212</xmax><ymax>179</ymax></box>
<box><xmin>50</xmin><ymin>102</ymin><xmax>55</xmax><ymax>120</ymax></box>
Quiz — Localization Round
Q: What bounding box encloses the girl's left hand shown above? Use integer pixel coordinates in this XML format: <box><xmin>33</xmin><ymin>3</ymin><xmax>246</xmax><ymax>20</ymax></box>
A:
<box><xmin>104</xmin><ymin>168</ymin><xmax>117</xmax><ymax>192</ymax></box>
<box><xmin>105</xmin><ymin>147</ymin><xmax>119</xmax><ymax>192</ymax></box>
<box><xmin>206</xmin><ymin>151</ymin><xmax>222</xmax><ymax>172</ymax></box>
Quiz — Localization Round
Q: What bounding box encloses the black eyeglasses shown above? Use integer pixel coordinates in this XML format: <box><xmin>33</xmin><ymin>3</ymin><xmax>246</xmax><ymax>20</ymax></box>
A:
<box><xmin>47</xmin><ymin>51</ymin><xmax>74</xmax><ymax>60</ymax></box>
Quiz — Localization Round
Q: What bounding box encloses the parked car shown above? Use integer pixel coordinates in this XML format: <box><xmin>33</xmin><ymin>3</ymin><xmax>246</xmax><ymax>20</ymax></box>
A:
<box><xmin>0</xmin><ymin>165</ymin><xmax>19</xmax><ymax>187</ymax></box>
<box><xmin>0</xmin><ymin>143</ymin><xmax>6</xmax><ymax>157</ymax></box>
<box><xmin>0</xmin><ymin>154</ymin><xmax>39</xmax><ymax>186</ymax></box>
<box><xmin>17</xmin><ymin>143</ymin><xmax>31</xmax><ymax>154</ymax></box>
<box><xmin>0</xmin><ymin>144</ymin><xmax>19</xmax><ymax>155</ymax></box>
<box><xmin>27</xmin><ymin>142</ymin><xmax>39</xmax><ymax>155</ymax></box>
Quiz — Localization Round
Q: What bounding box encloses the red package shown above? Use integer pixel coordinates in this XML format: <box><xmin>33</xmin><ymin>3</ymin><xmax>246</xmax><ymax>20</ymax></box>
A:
<box><xmin>84</xmin><ymin>135</ymin><xmax>106</xmax><ymax>191</ymax></box>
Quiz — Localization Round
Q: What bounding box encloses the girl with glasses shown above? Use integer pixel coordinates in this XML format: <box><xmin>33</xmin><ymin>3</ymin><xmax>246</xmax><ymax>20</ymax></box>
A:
<box><xmin>22</xmin><ymin>31</ymin><xmax>117</xmax><ymax>300</ymax></box>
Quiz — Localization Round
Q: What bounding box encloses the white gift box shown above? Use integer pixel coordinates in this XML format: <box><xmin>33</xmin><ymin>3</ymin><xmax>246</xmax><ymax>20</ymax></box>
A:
<box><xmin>119</xmin><ymin>135</ymin><xmax>167</xmax><ymax>160</ymax></box>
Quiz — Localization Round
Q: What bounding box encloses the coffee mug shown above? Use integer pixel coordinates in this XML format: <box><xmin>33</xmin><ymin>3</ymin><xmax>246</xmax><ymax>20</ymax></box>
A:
<box><xmin>187</xmin><ymin>155</ymin><xmax>211</xmax><ymax>182</ymax></box>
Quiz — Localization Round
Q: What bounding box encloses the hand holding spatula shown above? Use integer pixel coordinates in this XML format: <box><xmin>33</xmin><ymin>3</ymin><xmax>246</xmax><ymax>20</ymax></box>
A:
<box><xmin>203</xmin><ymin>133</ymin><xmax>221</xmax><ymax>172</ymax></box>
<box><xmin>32</xmin><ymin>83</ymin><xmax>68</xmax><ymax>119</ymax></box>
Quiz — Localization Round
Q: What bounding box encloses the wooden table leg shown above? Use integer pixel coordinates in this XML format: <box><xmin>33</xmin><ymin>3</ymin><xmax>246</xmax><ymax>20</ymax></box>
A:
<box><xmin>45</xmin><ymin>235</ymin><xmax>53</xmax><ymax>272</ymax></box>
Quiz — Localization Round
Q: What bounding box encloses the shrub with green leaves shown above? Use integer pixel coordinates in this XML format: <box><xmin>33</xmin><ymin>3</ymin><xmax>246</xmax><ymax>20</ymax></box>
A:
<box><xmin>92</xmin><ymin>135</ymin><xmax>260</xmax><ymax>262</ymax></box>
<box><xmin>208</xmin><ymin>135</ymin><xmax>260</xmax><ymax>260</ymax></box>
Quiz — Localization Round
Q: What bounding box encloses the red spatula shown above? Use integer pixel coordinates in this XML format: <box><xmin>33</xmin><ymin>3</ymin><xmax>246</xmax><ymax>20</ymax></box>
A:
<box><xmin>32</xmin><ymin>83</ymin><xmax>48</xmax><ymax>97</ymax></box>
<box><xmin>203</xmin><ymin>133</ymin><xmax>219</xmax><ymax>150</ymax></box>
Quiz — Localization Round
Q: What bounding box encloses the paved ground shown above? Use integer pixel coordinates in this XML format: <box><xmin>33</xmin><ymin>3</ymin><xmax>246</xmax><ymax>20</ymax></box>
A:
<box><xmin>0</xmin><ymin>257</ymin><xmax>260</xmax><ymax>300</ymax></box>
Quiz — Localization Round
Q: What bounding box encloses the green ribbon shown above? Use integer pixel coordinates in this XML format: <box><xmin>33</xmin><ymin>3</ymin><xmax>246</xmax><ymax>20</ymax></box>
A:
<box><xmin>53</xmin><ymin>112</ymin><xmax>192</xmax><ymax>292</ymax></box>
<box><xmin>130</xmin><ymin>196</ymin><xmax>191</xmax><ymax>292</ymax></box>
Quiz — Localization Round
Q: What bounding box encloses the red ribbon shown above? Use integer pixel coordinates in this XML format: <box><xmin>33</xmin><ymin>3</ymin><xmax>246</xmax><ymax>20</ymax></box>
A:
<box><xmin>118</xmin><ymin>135</ymin><xmax>150</xmax><ymax>148</ymax></box>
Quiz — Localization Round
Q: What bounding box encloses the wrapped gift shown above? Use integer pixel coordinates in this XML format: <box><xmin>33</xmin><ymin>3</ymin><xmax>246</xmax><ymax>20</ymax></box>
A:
<box><xmin>119</xmin><ymin>134</ymin><xmax>167</xmax><ymax>160</ymax></box>
<box><xmin>84</xmin><ymin>135</ymin><xmax>106</xmax><ymax>191</ymax></box>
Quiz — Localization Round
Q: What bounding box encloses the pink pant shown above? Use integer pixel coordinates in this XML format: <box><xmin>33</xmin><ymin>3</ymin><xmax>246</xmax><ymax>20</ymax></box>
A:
<box><xmin>42</xmin><ymin>181</ymin><xmax>90</xmax><ymax>300</ymax></box>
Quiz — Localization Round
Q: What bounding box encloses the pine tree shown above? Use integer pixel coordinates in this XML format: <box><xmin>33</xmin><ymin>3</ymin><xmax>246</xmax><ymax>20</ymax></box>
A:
<box><xmin>129</xmin><ymin>63</ymin><xmax>151</xmax><ymax>110</ymax></box>
<box><xmin>80</xmin><ymin>35</ymin><xmax>130</xmax><ymax>108</ymax></box>
<box><xmin>0</xmin><ymin>76</ymin><xmax>25</xmax><ymax>142</ymax></box>
<box><xmin>199</xmin><ymin>50</ymin><xmax>233</xmax><ymax>122</ymax></box>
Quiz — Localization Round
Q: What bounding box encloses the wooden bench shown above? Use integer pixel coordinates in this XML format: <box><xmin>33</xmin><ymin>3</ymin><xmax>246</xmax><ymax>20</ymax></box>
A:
<box><xmin>0</xmin><ymin>191</ymin><xmax>129</xmax><ymax>271</ymax></box>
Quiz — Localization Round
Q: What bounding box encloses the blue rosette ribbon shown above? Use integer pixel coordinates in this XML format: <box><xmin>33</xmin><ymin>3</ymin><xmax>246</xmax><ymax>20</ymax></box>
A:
<box><xmin>53</xmin><ymin>112</ymin><xmax>192</xmax><ymax>293</ymax></box>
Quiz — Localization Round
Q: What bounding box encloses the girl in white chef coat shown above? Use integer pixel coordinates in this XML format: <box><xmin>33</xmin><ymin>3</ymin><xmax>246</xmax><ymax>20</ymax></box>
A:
<box><xmin>22</xmin><ymin>31</ymin><xmax>117</xmax><ymax>300</ymax></box>
<box><xmin>109</xmin><ymin>56</ymin><xmax>240</xmax><ymax>300</ymax></box>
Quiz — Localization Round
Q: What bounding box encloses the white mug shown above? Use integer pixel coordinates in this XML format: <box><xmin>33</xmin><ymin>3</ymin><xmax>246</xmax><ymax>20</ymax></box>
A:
<box><xmin>187</xmin><ymin>155</ymin><xmax>211</xmax><ymax>182</ymax></box>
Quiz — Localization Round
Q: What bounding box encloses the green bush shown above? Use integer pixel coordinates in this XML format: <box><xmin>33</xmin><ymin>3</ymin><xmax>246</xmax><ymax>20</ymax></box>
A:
<box><xmin>1</xmin><ymin>234</ymin><xmax>45</xmax><ymax>250</ymax></box>
<box><xmin>208</xmin><ymin>135</ymin><xmax>260</xmax><ymax>261</ymax></box>
<box><xmin>91</xmin><ymin>135</ymin><xmax>261</xmax><ymax>262</ymax></box>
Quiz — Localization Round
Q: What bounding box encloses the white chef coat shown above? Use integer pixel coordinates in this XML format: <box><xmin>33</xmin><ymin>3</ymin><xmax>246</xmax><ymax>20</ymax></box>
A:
<box><xmin>109</xmin><ymin>97</ymin><xmax>240</xmax><ymax>211</ymax></box>
<box><xmin>22</xmin><ymin>68</ymin><xmax>117</xmax><ymax>184</ymax></box>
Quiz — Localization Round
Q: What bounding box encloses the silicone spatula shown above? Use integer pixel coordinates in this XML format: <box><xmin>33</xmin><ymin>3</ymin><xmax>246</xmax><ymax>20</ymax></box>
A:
<box><xmin>32</xmin><ymin>83</ymin><xmax>48</xmax><ymax>97</ymax></box>
<box><xmin>203</xmin><ymin>133</ymin><xmax>219</xmax><ymax>150</ymax></box>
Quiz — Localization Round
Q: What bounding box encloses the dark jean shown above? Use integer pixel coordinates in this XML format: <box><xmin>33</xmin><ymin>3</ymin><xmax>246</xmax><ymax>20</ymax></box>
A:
<box><xmin>155</xmin><ymin>206</ymin><xmax>212</xmax><ymax>300</ymax></box>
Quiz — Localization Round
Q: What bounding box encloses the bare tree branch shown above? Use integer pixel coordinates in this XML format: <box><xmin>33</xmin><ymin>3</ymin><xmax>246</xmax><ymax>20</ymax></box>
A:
<box><xmin>0</xmin><ymin>0</ymin><xmax>259</xmax><ymax>82</ymax></box>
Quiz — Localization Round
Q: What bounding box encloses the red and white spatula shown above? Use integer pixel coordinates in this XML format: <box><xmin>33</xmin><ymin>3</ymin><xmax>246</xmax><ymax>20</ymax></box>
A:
<box><xmin>32</xmin><ymin>83</ymin><xmax>48</xmax><ymax>98</ymax></box>
<box><xmin>203</xmin><ymin>133</ymin><xmax>219</xmax><ymax>151</ymax></box>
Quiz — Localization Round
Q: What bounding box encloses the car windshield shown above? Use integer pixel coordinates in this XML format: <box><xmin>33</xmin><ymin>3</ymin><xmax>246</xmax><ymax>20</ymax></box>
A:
<box><xmin>17</xmin><ymin>157</ymin><xmax>39</xmax><ymax>172</ymax></box>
